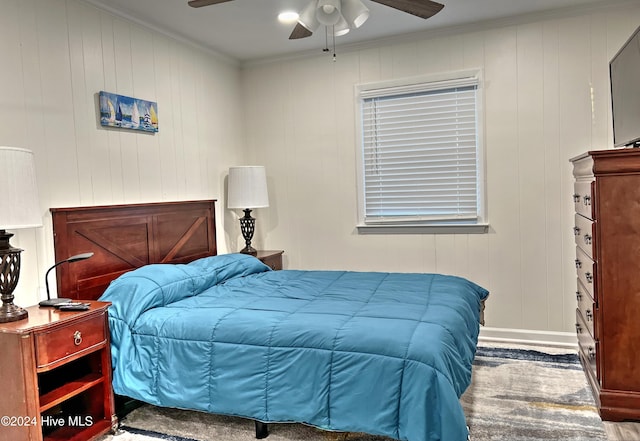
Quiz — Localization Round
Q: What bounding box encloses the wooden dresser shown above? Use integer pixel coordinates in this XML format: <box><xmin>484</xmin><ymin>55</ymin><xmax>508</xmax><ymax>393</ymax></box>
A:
<box><xmin>570</xmin><ymin>148</ymin><xmax>640</xmax><ymax>421</ymax></box>
<box><xmin>0</xmin><ymin>301</ymin><xmax>116</xmax><ymax>440</ymax></box>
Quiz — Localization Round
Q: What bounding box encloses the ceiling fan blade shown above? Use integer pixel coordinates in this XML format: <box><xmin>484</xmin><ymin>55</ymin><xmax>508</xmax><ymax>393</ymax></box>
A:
<box><xmin>289</xmin><ymin>23</ymin><xmax>313</xmax><ymax>40</ymax></box>
<box><xmin>370</xmin><ymin>0</ymin><xmax>444</xmax><ymax>20</ymax></box>
<box><xmin>188</xmin><ymin>0</ymin><xmax>234</xmax><ymax>8</ymax></box>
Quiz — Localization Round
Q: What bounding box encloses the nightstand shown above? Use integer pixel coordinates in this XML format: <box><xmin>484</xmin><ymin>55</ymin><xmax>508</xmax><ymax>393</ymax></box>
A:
<box><xmin>256</xmin><ymin>250</ymin><xmax>284</xmax><ymax>270</ymax></box>
<box><xmin>0</xmin><ymin>301</ymin><xmax>116</xmax><ymax>441</ymax></box>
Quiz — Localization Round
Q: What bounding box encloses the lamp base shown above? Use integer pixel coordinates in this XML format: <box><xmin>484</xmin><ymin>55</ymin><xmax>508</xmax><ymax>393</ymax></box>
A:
<box><xmin>0</xmin><ymin>229</ymin><xmax>28</xmax><ymax>323</ymax></box>
<box><xmin>239</xmin><ymin>245</ymin><xmax>257</xmax><ymax>256</ymax></box>
<box><xmin>0</xmin><ymin>303</ymin><xmax>28</xmax><ymax>323</ymax></box>
<box><xmin>238</xmin><ymin>209</ymin><xmax>257</xmax><ymax>257</ymax></box>
<box><xmin>39</xmin><ymin>297</ymin><xmax>72</xmax><ymax>307</ymax></box>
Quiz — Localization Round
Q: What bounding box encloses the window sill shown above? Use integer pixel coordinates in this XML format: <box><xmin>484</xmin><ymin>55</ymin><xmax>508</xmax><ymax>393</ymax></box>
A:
<box><xmin>356</xmin><ymin>223</ymin><xmax>489</xmax><ymax>234</ymax></box>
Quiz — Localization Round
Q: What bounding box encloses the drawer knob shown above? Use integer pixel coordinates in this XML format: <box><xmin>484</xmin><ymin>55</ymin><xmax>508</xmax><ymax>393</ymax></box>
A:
<box><xmin>585</xmin><ymin>272</ymin><xmax>593</xmax><ymax>283</ymax></box>
<box><xmin>584</xmin><ymin>234</ymin><xmax>592</xmax><ymax>245</ymax></box>
<box><xmin>73</xmin><ymin>330</ymin><xmax>82</xmax><ymax>346</ymax></box>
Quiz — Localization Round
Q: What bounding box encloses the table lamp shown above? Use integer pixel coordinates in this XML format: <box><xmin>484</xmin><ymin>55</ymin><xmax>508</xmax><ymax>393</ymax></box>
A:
<box><xmin>227</xmin><ymin>166</ymin><xmax>269</xmax><ymax>256</ymax></box>
<box><xmin>0</xmin><ymin>147</ymin><xmax>42</xmax><ymax>323</ymax></box>
<box><xmin>39</xmin><ymin>252</ymin><xmax>94</xmax><ymax>307</ymax></box>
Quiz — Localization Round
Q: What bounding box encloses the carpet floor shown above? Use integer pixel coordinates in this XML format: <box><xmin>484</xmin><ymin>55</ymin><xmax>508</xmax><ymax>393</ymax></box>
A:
<box><xmin>100</xmin><ymin>345</ymin><xmax>605</xmax><ymax>441</ymax></box>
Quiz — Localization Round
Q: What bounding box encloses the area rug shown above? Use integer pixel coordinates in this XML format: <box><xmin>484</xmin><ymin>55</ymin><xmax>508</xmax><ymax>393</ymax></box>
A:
<box><xmin>461</xmin><ymin>346</ymin><xmax>605</xmax><ymax>440</ymax></box>
<box><xmin>99</xmin><ymin>345</ymin><xmax>606</xmax><ymax>441</ymax></box>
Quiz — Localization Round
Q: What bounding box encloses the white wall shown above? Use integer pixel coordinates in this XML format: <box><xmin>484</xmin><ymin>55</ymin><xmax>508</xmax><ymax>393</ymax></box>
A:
<box><xmin>3</xmin><ymin>0</ymin><xmax>639</xmax><ymax>341</ymax></box>
<box><xmin>1</xmin><ymin>0</ymin><xmax>244</xmax><ymax>307</ymax></box>
<box><xmin>241</xmin><ymin>4</ymin><xmax>640</xmax><ymax>336</ymax></box>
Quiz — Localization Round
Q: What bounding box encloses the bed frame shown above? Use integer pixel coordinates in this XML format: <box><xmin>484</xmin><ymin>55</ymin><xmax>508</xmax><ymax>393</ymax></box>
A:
<box><xmin>49</xmin><ymin>200</ymin><xmax>273</xmax><ymax>438</ymax></box>
<box><xmin>50</xmin><ymin>200</ymin><xmax>217</xmax><ymax>300</ymax></box>
<box><xmin>49</xmin><ymin>200</ymin><xmax>485</xmax><ymax>440</ymax></box>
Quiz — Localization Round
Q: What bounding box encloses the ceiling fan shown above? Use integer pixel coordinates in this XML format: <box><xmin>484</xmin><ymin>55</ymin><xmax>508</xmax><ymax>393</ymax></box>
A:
<box><xmin>187</xmin><ymin>0</ymin><xmax>444</xmax><ymax>40</ymax></box>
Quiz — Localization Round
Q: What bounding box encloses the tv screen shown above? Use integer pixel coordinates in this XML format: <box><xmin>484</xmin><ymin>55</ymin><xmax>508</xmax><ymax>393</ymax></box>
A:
<box><xmin>610</xmin><ymin>25</ymin><xmax>640</xmax><ymax>147</ymax></box>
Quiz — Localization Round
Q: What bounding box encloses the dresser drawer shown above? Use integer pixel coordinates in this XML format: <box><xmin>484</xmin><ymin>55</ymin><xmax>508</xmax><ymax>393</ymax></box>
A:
<box><xmin>35</xmin><ymin>313</ymin><xmax>107</xmax><ymax>369</ymax></box>
<box><xmin>574</xmin><ymin>213</ymin><xmax>595</xmax><ymax>258</ymax></box>
<box><xmin>573</xmin><ymin>181</ymin><xmax>594</xmax><ymax>219</ymax></box>
<box><xmin>576</xmin><ymin>278</ymin><xmax>595</xmax><ymax>338</ymax></box>
<box><xmin>576</xmin><ymin>309</ymin><xmax>598</xmax><ymax>381</ymax></box>
<box><xmin>575</xmin><ymin>246</ymin><xmax>595</xmax><ymax>299</ymax></box>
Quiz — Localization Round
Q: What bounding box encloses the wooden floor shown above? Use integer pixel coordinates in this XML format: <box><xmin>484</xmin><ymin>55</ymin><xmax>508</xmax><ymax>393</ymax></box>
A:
<box><xmin>603</xmin><ymin>421</ymin><xmax>640</xmax><ymax>440</ymax></box>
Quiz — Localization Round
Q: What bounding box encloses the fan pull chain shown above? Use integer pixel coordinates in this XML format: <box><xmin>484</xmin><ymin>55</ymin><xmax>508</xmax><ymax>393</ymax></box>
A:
<box><xmin>332</xmin><ymin>26</ymin><xmax>336</xmax><ymax>61</ymax></box>
<box><xmin>321</xmin><ymin>26</ymin><xmax>337</xmax><ymax>61</ymax></box>
<box><xmin>323</xmin><ymin>26</ymin><xmax>329</xmax><ymax>53</ymax></box>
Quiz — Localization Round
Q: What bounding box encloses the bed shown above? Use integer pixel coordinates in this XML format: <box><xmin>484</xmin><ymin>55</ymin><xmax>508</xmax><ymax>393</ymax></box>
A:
<box><xmin>50</xmin><ymin>200</ymin><xmax>488</xmax><ymax>441</ymax></box>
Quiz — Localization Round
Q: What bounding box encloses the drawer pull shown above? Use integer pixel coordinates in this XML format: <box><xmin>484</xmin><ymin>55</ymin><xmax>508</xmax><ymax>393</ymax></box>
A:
<box><xmin>576</xmin><ymin>291</ymin><xmax>582</xmax><ymax>301</ymax></box>
<box><xmin>575</xmin><ymin>323</ymin><xmax>582</xmax><ymax>334</ymax></box>
<box><xmin>583</xmin><ymin>195</ymin><xmax>591</xmax><ymax>206</ymax></box>
<box><xmin>585</xmin><ymin>272</ymin><xmax>593</xmax><ymax>283</ymax></box>
<box><xmin>573</xmin><ymin>226</ymin><xmax>581</xmax><ymax>236</ymax></box>
<box><xmin>588</xmin><ymin>346</ymin><xmax>596</xmax><ymax>360</ymax></box>
<box><xmin>586</xmin><ymin>309</ymin><xmax>593</xmax><ymax>321</ymax></box>
<box><xmin>73</xmin><ymin>331</ymin><xmax>82</xmax><ymax>346</ymax></box>
<box><xmin>584</xmin><ymin>234</ymin><xmax>592</xmax><ymax>245</ymax></box>
<box><xmin>573</xmin><ymin>194</ymin><xmax>581</xmax><ymax>203</ymax></box>
<box><xmin>575</xmin><ymin>259</ymin><xmax>582</xmax><ymax>269</ymax></box>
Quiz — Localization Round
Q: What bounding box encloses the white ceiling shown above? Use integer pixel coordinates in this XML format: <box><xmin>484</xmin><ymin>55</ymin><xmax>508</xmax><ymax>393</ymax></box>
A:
<box><xmin>84</xmin><ymin>0</ymin><xmax>618</xmax><ymax>63</ymax></box>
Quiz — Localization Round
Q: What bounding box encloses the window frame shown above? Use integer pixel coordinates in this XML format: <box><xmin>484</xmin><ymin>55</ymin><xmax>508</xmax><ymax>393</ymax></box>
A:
<box><xmin>354</xmin><ymin>69</ymin><xmax>488</xmax><ymax>234</ymax></box>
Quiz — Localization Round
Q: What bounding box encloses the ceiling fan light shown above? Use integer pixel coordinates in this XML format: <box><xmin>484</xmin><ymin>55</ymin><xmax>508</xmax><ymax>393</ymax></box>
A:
<box><xmin>333</xmin><ymin>16</ymin><xmax>350</xmax><ymax>36</ymax></box>
<box><xmin>342</xmin><ymin>0</ymin><xmax>369</xmax><ymax>29</ymax></box>
<box><xmin>316</xmin><ymin>0</ymin><xmax>341</xmax><ymax>26</ymax></box>
<box><xmin>278</xmin><ymin>11</ymin><xmax>299</xmax><ymax>24</ymax></box>
<box><xmin>298</xmin><ymin>0</ymin><xmax>320</xmax><ymax>31</ymax></box>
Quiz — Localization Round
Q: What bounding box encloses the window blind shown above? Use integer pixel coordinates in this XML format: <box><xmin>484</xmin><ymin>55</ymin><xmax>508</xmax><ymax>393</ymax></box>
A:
<box><xmin>361</xmin><ymin>80</ymin><xmax>479</xmax><ymax>224</ymax></box>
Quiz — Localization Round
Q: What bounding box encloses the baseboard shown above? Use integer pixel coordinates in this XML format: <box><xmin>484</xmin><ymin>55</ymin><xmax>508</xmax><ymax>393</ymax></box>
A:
<box><xmin>479</xmin><ymin>327</ymin><xmax>578</xmax><ymax>349</ymax></box>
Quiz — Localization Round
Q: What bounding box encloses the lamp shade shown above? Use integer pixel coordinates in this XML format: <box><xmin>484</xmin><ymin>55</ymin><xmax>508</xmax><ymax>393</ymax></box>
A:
<box><xmin>342</xmin><ymin>0</ymin><xmax>369</xmax><ymax>28</ymax></box>
<box><xmin>227</xmin><ymin>166</ymin><xmax>269</xmax><ymax>209</ymax></box>
<box><xmin>0</xmin><ymin>147</ymin><xmax>41</xmax><ymax>229</ymax></box>
<box><xmin>333</xmin><ymin>15</ymin><xmax>350</xmax><ymax>36</ymax></box>
<box><xmin>316</xmin><ymin>0</ymin><xmax>341</xmax><ymax>25</ymax></box>
<box><xmin>298</xmin><ymin>0</ymin><xmax>320</xmax><ymax>32</ymax></box>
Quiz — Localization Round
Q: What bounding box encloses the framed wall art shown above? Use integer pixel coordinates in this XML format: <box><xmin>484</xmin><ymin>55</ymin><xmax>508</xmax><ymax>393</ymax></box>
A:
<box><xmin>99</xmin><ymin>91</ymin><xmax>158</xmax><ymax>133</ymax></box>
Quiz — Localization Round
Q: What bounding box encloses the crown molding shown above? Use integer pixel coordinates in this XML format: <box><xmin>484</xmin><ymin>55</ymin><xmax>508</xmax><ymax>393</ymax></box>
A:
<box><xmin>80</xmin><ymin>0</ymin><xmax>239</xmax><ymax>68</ymax></box>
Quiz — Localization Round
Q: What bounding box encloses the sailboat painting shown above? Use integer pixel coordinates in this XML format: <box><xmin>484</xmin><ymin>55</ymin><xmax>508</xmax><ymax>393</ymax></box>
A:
<box><xmin>99</xmin><ymin>91</ymin><xmax>158</xmax><ymax>133</ymax></box>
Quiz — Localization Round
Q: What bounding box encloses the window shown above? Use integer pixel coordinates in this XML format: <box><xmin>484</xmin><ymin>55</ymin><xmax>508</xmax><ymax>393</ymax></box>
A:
<box><xmin>356</xmin><ymin>70</ymin><xmax>486</xmax><ymax>233</ymax></box>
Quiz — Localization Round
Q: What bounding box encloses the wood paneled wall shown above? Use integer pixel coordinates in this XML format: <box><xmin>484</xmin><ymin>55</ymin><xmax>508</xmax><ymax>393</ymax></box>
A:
<box><xmin>2</xmin><ymin>0</ymin><xmax>639</xmax><ymax>340</ymax></box>
<box><xmin>0</xmin><ymin>0</ymin><xmax>243</xmax><ymax>307</ymax></box>
<box><xmin>241</xmin><ymin>4</ymin><xmax>640</xmax><ymax>336</ymax></box>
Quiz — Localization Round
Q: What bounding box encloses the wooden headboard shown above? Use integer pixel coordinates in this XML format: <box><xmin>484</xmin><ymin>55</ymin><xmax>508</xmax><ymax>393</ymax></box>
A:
<box><xmin>51</xmin><ymin>200</ymin><xmax>217</xmax><ymax>301</ymax></box>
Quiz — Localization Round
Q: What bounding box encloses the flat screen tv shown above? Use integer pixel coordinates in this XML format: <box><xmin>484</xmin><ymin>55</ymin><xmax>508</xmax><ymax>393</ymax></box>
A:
<box><xmin>610</xmin><ymin>25</ymin><xmax>640</xmax><ymax>147</ymax></box>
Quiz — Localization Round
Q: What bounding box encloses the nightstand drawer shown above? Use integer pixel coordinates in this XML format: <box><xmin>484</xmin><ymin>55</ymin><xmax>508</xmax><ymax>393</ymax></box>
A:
<box><xmin>35</xmin><ymin>313</ymin><xmax>106</xmax><ymax>369</ymax></box>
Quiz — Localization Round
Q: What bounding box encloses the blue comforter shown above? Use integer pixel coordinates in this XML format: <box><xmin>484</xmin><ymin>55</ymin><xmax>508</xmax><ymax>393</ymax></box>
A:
<box><xmin>100</xmin><ymin>254</ymin><xmax>488</xmax><ymax>441</ymax></box>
